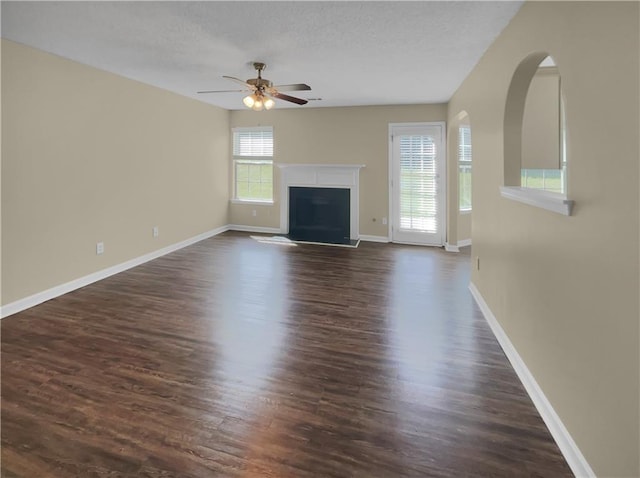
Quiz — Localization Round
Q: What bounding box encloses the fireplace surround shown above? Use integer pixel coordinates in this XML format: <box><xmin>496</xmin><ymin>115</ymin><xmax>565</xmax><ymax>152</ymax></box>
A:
<box><xmin>277</xmin><ymin>164</ymin><xmax>365</xmax><ymax>243</ymax></box>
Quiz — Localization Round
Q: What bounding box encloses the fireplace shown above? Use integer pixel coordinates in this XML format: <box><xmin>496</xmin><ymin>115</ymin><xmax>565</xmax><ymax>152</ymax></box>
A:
<box><xmin>277</xmin><ymin>164</ymin><xmax>365</xmax><ymax>245</ymax></box>
<box><xmin>288</xmin><ymin>187</ymin><xmax>350</xmax><ymax>244</ymax></box>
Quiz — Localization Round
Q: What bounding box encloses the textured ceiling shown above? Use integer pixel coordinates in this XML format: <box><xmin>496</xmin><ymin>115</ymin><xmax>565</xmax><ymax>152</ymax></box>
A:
<box><xmin>1</xmin><ymin>1</ymin><xmax>523</xmax><ymax>110</ymax></box>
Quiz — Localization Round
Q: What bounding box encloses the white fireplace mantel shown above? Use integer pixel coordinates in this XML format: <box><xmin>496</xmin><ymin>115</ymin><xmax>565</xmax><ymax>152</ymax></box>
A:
<box><xmin>277</xmin><ymin>164</ymin><xmax>365</xmax><ymax>239</ymax></box>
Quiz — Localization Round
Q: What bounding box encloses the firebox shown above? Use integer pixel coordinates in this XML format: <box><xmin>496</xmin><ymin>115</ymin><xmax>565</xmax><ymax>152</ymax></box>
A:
<box><xmin>288</xmin><ymin>187</ymin><xmax>351</xmax><ymax>245</ymax></box>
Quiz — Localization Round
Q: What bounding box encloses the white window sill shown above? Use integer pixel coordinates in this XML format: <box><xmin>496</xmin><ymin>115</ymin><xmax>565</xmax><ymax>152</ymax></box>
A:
<box><xmin>230</xmin><ymin>199</ymin><xmax>274</xmax><ymax>206</ymax></box>
<box><xmin>500</xmin><ymin>186</ymin><xmax>574</xmax><ymax>216</ymax></box>
<box><xmin>459</xmin><ymin>209</ymin><xmax>472</xmax><ymax>215</ymax></box>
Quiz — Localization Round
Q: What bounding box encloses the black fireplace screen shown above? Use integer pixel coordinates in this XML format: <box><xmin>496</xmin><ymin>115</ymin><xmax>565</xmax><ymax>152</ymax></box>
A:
<box><xmin>288</xmin><ymin>187</ymin><xmax>350</xmax><ymax>245</ymax></box>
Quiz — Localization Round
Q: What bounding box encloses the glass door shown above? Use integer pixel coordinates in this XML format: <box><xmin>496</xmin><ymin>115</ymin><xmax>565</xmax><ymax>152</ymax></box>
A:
<box><xmin>390</xmin><ymin>123</ymin><xmax>445</xmax><ymax>246</ymax></box>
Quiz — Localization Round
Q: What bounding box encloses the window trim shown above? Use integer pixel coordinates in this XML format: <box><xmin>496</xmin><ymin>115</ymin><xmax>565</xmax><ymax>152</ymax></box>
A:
<box><xmin>232</xmin><ymin>126</ymin><xmax>274</xmax><ymax>203</ymax></box>
<box><xmin>230</xmin><ymin>198</ymin><xmax>274</xmax><ymax>205</ymax></box>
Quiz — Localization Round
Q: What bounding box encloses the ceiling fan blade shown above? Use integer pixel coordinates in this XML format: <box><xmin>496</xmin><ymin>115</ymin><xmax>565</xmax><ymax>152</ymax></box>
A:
<box><xmin>271</xmin><ymin>92</ymin><xmax>308</xmax><ymax>105</ymax></box>
<box><xmin>197</xmin><ymin>89</ymin><xmax>248</xmax><ymax>94</ymax></box>
<box><xmin>271</xmin><ymin>83</ymin><xmax>311</xmax><ymax>92</ymax></box>
<box><xmin>223</xmin><ymin>75</ymin><xmax>253</xmax><ymax>88</ymax></box>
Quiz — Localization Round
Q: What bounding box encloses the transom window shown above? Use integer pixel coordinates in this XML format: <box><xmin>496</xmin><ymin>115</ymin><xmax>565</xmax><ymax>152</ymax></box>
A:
<box><xmin>232</xmin><ymin>127</ymin><xmax>273</xmax><ymax>202</ymax></box>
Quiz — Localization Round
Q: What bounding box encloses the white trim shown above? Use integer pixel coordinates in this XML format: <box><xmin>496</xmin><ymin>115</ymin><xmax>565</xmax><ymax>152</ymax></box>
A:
<box><xmin>500</xmin><ymin>186</ymin><xmax>574</xmax><ymax>216</ymax></box>
<box><xmin>458</xmin><ymin>238</ymin><xmax>472</xmax><ymax>248</ymax></box>
<box><xmin>468</xmin><ymin>282</ymin><xmax>596</xmax><ymax>478</ymax></box>
<box><xmin>0</xmin><ymin>226</ymin><xmax>230</xmax><ymax>319</ymax></box>
<box><xmin>228</xmin><ymin>224</ymin><xmax>281</xmax><ymax>234</ymax></box>
<box><xmin>277</xmin><ymin>163</ymin><xmax>366</xmax><ymax>170</ymax></box>
<box><xmin>232</xmin><ymin>125</ymin><xmax>273</xmax><ymax>133</ymax></box>
<box><xmin>229</xmin><ymin>199</ymin><xmax>274</xmax><ymax>206</ymax></box>
<box><xmin>359</xmin><ymin>235</ymin><xmax>390</xmax><ymax>243</ymax></box>
<box><xmin>444</xmin><ymin>242</ymin><xmax>460</xmax><ymax>252</ymax></box>
<box><xmin>277</xmin><ymin>164</ymin><xmax>365</xmax><ymax>240</ymax></box>
<box><xmin>391</xmin><ymin>240</ymin><xmax>443</xmax><ymax>248</ymax></box>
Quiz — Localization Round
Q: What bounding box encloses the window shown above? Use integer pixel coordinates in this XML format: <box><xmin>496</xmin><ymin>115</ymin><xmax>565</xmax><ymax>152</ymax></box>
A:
<box><xmin>398</xmin><ymin>134</ymin><xmax>438</xmax><ymax>232</ymax></box>
<box><xmin>520</xmin><ymin>168</ymin><xmax>565</xmax><ymax>194</ymax></box>
<box><xmin>233</xmin><ymin>127</ymin><xmax>273</xmax><ymax>202</ymax></box>
<box><xmin>458</xmin><ymin>125</ymin><xmax>472</xmax><ymax>212</ymax></box>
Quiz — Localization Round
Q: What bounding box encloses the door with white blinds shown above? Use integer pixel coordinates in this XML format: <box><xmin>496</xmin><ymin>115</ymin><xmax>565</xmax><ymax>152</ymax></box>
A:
<box><xmin>390</xmin><ymin>123</ymin><xmax>445</xmax><ymax>246</ymax></box>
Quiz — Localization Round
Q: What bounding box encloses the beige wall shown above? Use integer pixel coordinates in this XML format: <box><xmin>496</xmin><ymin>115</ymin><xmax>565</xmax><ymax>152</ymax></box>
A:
<box><xmin>1</xmin><ymin>39</ymin><xmax>3</xmax><ymax>307</ymax></box>
<box><xmin>457</xmin><ymin>212</ymin><xmax>471</xmax><ymax>243</ymax></box>
<box><xmin>1</xmin><ymin>40</ymin><xmax>230</xmax><ymax>305</ymax></box>
<box><xmin>229</xmin><ymin>104</ymin><xmax>448</xmax><ymax>239</ymax></box>
<box><xmin>521</xmin><ymin>67</ymin><xmax>561</xmax><ymax>170</ymax></box>
<box><xmin>448</xmin><ymin>2</ymin><xmax>639</xmax><ymax>476</ymax></box>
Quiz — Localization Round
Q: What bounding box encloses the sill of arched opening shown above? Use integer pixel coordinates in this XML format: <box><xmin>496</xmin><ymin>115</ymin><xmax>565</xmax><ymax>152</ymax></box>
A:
<box><xmin>500</xmin><ymin>186</ymin><xmax>574</xmax><ymax>216</ymax></box>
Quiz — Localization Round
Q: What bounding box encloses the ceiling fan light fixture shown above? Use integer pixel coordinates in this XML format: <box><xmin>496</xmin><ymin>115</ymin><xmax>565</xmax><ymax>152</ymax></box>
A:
<box><xmin>264</xmin><ymin>97</ymin><xmax>275</xmax><ymax>110</ymax></box>
<box><xmin>252</xmin><ymin>96</ymin><xmax>264</xmax><ymax>111</ymax></box>
<box><xmin>242</xmin><ymin>94</ymin><xmax>256</xmax><ymax>108</ymax></box>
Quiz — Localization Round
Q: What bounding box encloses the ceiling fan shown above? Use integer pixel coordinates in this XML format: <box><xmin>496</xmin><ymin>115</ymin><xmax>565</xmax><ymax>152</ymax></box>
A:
<box><xmin>198</xmin><ymin>62</ymin><xmax>311</xmax><ymax>111</ymax></box>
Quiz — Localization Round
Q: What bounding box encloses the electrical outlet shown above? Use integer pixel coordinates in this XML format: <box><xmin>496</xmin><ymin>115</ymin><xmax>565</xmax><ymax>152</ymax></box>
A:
<box><xmin>252</xmin><ymin>210</ymin><xmax>257</xmax><ymax>217</ymax></box>
<box><xmin>382</xmin><ymin>217</ymin><xmax>388</xmax><ymax>225</ymax></box>
<box><xmin>96</xmin><ymin>242</ymin><xmax>104</xmax><ymax>255</ymax></box>
<box><xmin>153</xmin><ymin>226</ymin><xmax>159</xmax><ymax>238</ymax></box>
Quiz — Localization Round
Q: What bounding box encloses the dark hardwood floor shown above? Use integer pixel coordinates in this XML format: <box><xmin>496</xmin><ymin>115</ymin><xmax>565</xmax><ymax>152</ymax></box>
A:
<box><xmin>1</xmin><ymin>231</ymin><xmax>572</xmax><ymax>477</ymax></box>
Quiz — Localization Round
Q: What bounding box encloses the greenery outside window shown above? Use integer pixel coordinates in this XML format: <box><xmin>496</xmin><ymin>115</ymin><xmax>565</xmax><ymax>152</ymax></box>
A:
<box><xmin>233</xmin><ymin>127</ymin><xmax>273</xmax><ymax>202</ymax></box>
<box><xmin>521</xmin><ymin>167</ymin><xmax>565</xmax><ymax>194</ymax></box>
<box><xmin>459</xmin><ymin>125</ymin><xmax>472</xmax><ymax>212</ymax></box>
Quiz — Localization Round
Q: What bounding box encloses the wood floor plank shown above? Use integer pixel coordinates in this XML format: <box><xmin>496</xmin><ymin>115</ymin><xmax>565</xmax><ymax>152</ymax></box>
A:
<box><xmin>2</xmin><ymin>231</ymin><xmax>573</xmax><ymax>477</ymax></box>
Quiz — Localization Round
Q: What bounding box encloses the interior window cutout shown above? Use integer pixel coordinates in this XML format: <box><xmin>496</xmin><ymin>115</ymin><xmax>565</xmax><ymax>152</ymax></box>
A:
<box><xmin>502</xmin><ymin>53</ymin><xmax>573</xmax><ymax>215</ymax></box>
<box><xmin>520</xmin><ymin>55</ymin><xmax>566</xmax><ymax>195</ymax></box>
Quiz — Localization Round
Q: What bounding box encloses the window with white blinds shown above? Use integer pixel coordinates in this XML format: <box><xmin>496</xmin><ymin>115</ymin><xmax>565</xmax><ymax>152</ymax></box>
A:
<box><xmin>458</xmin><ymin>125</ymin><xmax>472</xmax><ymax>212</ymax></box>
<box><xmin>232</xmin><ymin>127</ymin><xmax>273</xmax><ymax>202</ymax></box>
<box><xmin>399</xmin><ymin>135</ymin><xmax>438</xmax><ymax>233</ymax></box>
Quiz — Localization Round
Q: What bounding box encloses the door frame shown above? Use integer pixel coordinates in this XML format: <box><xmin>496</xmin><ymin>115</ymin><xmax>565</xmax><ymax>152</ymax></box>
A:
<box><xmin>388</xmin><ymin>121</ymin><xmax>447</xmax><ymax>246</ymax></box>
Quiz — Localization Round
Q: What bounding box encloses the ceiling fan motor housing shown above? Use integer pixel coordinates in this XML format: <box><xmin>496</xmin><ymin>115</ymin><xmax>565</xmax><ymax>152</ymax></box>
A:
<box><xmin>247</xmin><ymin>78</ymin><xmax>273</xmax><ymax>90</ymax></box>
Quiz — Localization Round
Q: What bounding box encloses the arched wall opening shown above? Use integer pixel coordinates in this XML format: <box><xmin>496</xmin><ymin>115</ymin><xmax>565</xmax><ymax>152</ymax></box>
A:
<box><xmin>502</xmin><ymin>52</ymin><xmax>572</xmax><ymax>215</ymax></box>
<box><xmin>505</xmin><ymin>52</ymin><xmax>567</xmax><ymax>189</ymax></box>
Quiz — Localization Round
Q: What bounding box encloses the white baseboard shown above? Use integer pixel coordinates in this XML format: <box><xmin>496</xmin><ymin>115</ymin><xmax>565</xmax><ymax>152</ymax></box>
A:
<box><xmin>0</xmin><ymin>225</ymin><xmax>230</xmax><ymax>319</ymax></box>
<box><xmin>444</xmin><ymin>242</ymin><xmax>460</xmax><ymax>252</ymax></box>
<box><xmin>468</xmin><ymin>282</ymin><xmax>595</xmax><ymax>478</ymax></box>
<box><xmin>457</xmin><ymin>238</ymin><xmax>472</xmax><ymax>247</ymax></box>
<box><xmin>228</xmin><ymin>224</ymin><xmax>282</xmax><ymax>234</ymax></box>
<box><xmin>359</xmin><ymin>235</ymin><xmax>390</xmax><ymax>243</ymax></box>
